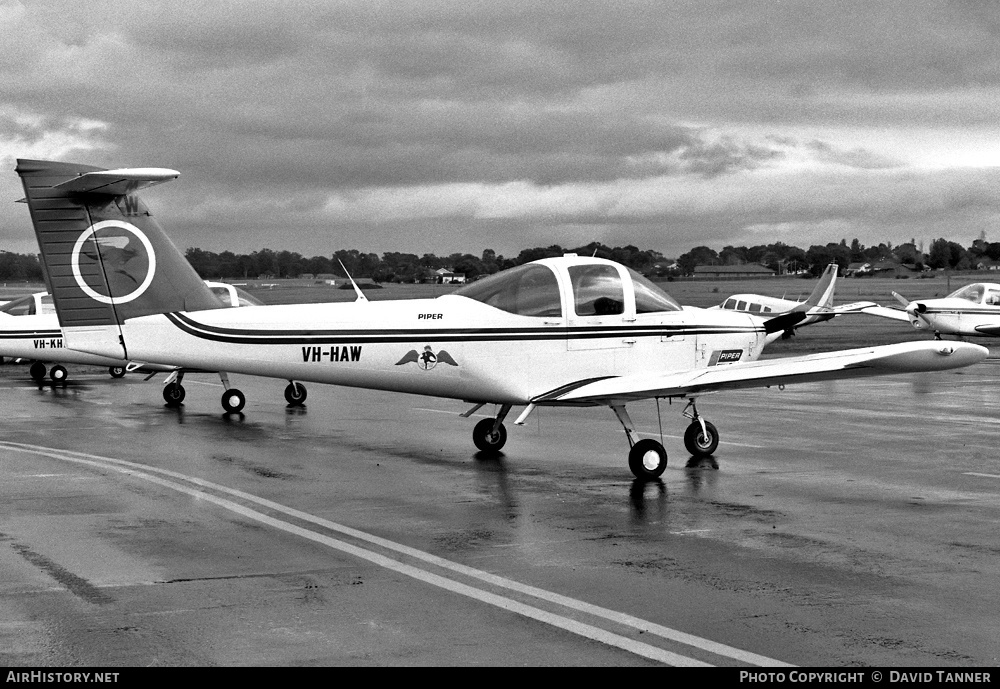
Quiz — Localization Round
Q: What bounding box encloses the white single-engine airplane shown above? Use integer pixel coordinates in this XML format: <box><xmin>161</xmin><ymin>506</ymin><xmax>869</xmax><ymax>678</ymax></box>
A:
<box><xmin>0</xmin><ymin>284</ymin><xmax>260</xmax><ymax>387</ymax></box>
<box><xmin>713</xmin><ymin>264</ymin><xmax>878</xmax><ymax>338</ymax></box>
<box><xmin>16</xmin><ymin>159</ymin><xmax>989</xmax><ymax>478</ymax></box>
<box><xmin>863</xmin><ymin>283</ymin><xmax>1000</xmax><ymax>339</ymax></box>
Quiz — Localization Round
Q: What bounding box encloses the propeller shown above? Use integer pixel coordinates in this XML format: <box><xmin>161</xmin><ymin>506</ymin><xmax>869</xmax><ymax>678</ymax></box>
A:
<box><xmin>893</xmin><ymin>291</ymin><xmax>930</xmax><ymax>327</ymax></box>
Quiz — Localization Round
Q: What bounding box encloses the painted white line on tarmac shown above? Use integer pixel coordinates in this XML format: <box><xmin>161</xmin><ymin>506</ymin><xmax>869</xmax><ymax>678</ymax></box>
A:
<box><xmin>0</xmin><ymin>440</ymin><xmax>792</xmax><ymax>668</ymax></box>
<box><xmin>963</xmin><ymin>472</ymin><xmax>1000</xmax><ymax>479</ymax></box>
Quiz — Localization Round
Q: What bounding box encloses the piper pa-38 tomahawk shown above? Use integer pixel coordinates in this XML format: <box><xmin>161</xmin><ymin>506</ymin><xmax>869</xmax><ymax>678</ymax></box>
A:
<box><xmin>713</xmin><ymin>264</ymin><xmax>878</xmax><ymax>339</ymax></box>
<box><xmin>16</xmin><ymin>159</ymin><xmax>989</xmax><ymax>479</ymax></box>
<box><xmin>0</xmin><ymin>283</ymin><xmax>259</xmax><ymax>386</ymax></box>
<box><xmin>864</xmin><ymin>283</ymin><xmax>1000</xmax><ymax>339</ymax></box>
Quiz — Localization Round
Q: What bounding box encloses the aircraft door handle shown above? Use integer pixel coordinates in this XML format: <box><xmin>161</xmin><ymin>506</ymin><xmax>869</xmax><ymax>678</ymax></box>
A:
<box><xmin>544</xmin><ymin>320</ymin><xmax>561</xmax><ymax>326</ymax></box>
<box><xmin>622</xmin><ymin>338</ymin><xmax>636</xmax><ymax>345</ymax></box>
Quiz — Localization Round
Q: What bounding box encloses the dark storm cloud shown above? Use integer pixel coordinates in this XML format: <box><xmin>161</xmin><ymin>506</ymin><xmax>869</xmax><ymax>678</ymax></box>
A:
<box><xmin>1</xmin><ymin>0</ymin><xmax>999</xmax><ymax>259</ymax></box>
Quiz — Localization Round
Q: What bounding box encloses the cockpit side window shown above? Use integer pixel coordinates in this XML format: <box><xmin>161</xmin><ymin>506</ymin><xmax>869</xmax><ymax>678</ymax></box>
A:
<box><xmin>722</xmin><ymin>298</ymin><xmax>736</xmax><ymax>309</ymax></box>
<box><xmin>569</xmin><ymin>265</ymin><xmax>624</xmax><ymax>316</ymax></box>
<box><xmin>452</xmin><ymin>264</ymin><xmax>562</xmax><ymax>317</ymax></box>
<box><xmin>986</xmin><ymin>290</ymin><xmax>1000</xmax><ymax>306</ymax></box>
<box><xmin>628</xmin><ymin>268</ymin><xmax>682</xmax><ymax>312</ymax></box>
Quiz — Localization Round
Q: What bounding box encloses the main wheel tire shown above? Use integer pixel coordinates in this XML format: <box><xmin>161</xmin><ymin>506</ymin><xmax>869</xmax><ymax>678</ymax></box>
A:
<box><xmin>284</xmin><ymin>382</ymin><xmax>307</xmax><ymax>406</ymax></box>
<box><xmin>222</xmin><ymin>388</ymin><xmax>246</xmax><ymax>413</ymax></box>
<box><xmin>109</xmin><ymin>366</ymin><xmax>126</xmax><ymax>378</ymax></box>
<box><xmin>163</xmin><ymin>382</ymin><xmax>185</xmax><ymax>406</ymax></box>
<box><xmin>49</xmin><ymin>365</ymin><xmax>68</xmax><ymax>383</ymax></box>
<box><xmin>628</xmin><ymin>439</ymin><xmax>668</xmax><ymax>479</ymax></box>
<box><xmin>683</xmin><ymin>421</ymin><xmax>719</xmax><ymax>457</ymax></box>
<box><xmin>472</xmin><ymin>418</ymin><xmax>507</xmax><ymax>453</ymax></box>
<box><xmin>29</xmin><ymin>362</ymin><xmax>46</xmax><ymax>381</ymax></box>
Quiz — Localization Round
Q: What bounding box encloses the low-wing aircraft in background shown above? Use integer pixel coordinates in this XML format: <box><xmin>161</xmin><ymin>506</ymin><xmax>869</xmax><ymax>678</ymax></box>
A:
<box><xmin>863</xmin><ymin>283</ymin><xmax>1000</xmax><ymax>339</ymax></box>
<box><xmin>16</xmin><ymin>159</ymin><xmax>989</xmax><ymax>479</ymax></box>
<box><xmin>712</xmin><ymin>264</ymin><xmax>878</xmax><ymax>339</ymax></box>
<box><xmin>0</xmin><ymin>284</ymin><xmax>260</xmax><ymax>389</ymax></box>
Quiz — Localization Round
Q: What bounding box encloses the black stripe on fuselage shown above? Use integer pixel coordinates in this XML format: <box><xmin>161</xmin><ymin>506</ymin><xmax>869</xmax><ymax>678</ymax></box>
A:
<box><xmin>0</xmin><ymin>330</ymin><xmax>62</xmax><ymax>340</ymax></box>
<box><xmin>165</xmin><ymin>312</ymin><xmax>761</xmax><ymax>345</ymax></box>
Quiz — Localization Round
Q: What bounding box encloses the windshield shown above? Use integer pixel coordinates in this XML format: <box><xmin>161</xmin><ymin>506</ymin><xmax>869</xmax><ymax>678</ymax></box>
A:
<box><xmin>452</xmin><ymin>264</ymin><xmax>562</xmax><ymax>317</ymax></box>
<box><xmin>628</xmin><ymin>268</ymin><xmax>682</xmax><ymax>313</ymax></box>
<box><xmin>0</xmin><ymin>295</ymin><xmax>36</xmax><ymax>316</ymax></box>
<box><xmin>948</xmin><ymin>284</ymin><xmax>984</xmax><ymax>303</ymax></box>
<box><xmin>209</xmin><ymin>285</ymin><xmax>263</xmax><ymax>307</ymax></box>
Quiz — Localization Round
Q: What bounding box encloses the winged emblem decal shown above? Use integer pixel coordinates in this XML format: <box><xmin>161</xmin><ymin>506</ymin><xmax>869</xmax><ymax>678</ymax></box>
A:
<box><xmin>396</xmin><ymin>346</ymin><xmax>459</xmax><ymax>370</ymax></box>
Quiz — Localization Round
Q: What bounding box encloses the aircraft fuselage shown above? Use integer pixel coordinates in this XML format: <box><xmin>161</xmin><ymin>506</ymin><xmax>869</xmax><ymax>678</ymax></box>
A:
<box><xmin>118</xmin><ymin>296</ymin><xmax>768</xmax><ymax>405</ymax></box>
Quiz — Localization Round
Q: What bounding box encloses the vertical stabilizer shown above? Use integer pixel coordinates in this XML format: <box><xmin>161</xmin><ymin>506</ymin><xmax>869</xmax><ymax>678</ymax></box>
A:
<box><xmin>16</xmin><ymin>159</ymin><xmax>224</xmax><ymax>358</ymax></box>
<box><xmin>802</xmin><ymin>263</ymin><xmax>838</xmax><ymax>309</ymax></box>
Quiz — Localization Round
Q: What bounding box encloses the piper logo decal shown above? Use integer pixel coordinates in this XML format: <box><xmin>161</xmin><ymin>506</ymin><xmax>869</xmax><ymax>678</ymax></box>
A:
<box><xmin>708</xmin><ymin>349</ymin><xmax>743</xmax><ymax>366</ymax></box>
<box><xmin>395</xmin><ymin>346</ymin><xmax>458</xmax><ymax>370</ymax></box>
<box><xmin>72</xmin><ymin>220</ymin><xmax>156</xmax><ymax>305</ymax></box>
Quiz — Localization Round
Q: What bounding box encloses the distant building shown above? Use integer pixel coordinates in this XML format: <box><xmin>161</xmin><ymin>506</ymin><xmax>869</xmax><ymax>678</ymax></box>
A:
<box><xmin>691</xmin><ymin>264</ymin><xmax>775</xmax><ymax>279</ymax></box>
<box><xmin>435</xmin><ymin>268</ymin><xmax>466</xmax><ymax>284</ymax></box>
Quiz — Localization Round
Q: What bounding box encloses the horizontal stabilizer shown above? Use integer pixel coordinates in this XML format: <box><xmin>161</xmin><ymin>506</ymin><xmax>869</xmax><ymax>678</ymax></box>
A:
<box><xmin>53</xmin><ymin>168</ymin><xmax>180</xmax><ymax>196</ymax></box>
<box><xmin>763</xmin><ymin>311</ymin><xmax>807</xmax><ymax>334</ymax></box>
<box><xmin>544</xmin><ymin>341</ymin><xmax>988</xmax><ymax>404</ymax></box>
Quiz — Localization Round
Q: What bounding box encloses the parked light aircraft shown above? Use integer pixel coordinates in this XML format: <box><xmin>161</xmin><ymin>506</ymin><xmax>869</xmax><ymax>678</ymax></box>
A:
<box><xmin>712</xmin><ymin>264</ymin><xmax>878</xmax><ymax>338</ymax></box>
<box><xmin>16</xmin><ymin>159</ymin><xmax>989</xmax><ymax>478</ymax></box>
<box><xmin>0</xmin><ymin>284</ymin><xmax>259</xmax><ymax>387</ymax></box>
<box><xmin>862</xmin><ymin>283</ymin><xmax>1000</xmax><ymax>339</ymax></box>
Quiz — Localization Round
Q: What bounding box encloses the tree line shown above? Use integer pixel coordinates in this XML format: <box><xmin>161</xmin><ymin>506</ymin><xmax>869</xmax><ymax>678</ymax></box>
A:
<box><xmin>677</xmin><ymin>237</ymin><xmax>1000</xmax><ymax>277</ymax></box>
<box><xmin>182</xmin><ymin>243</ymin><xmax>667</xmax><ymax>282</ymax></box>
<box><xmin>0</xmin><ymin>236</ymin><xmax>997</xmax><ymax>284</ymax></box>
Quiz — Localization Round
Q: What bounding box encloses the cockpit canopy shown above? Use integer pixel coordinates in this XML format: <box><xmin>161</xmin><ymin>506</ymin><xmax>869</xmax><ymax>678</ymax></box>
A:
<box><xmin>0</xmin><ymin>292</ymin><xmax>53</xmax><ymax>316</ymax></box>
<box><xmin>451</xmin><ymin>258</ymin><xmax>682</xmax><ymax>317</ymax></box>
<box><xmin>947</xmin><ymin>283</ymin><xmax>1000</xmax><ymax>306</ymax></box>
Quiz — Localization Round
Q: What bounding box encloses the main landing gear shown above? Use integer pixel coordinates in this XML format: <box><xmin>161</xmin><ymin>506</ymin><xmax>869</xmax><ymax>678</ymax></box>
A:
<box><xmin>471</xmin><ymin>403</ymin><xmax>511</xmax><ymax>453</ymax></box>
<box><xmin>29</xmin><ymin>362</ymin><xmax>67</xmax><ymax>384</ymax></box>
<box><xmin>612</xmin><ymin>398</ymin><xmax>720</xmax><ymax>480</ymax></box>
<box><xmin>284</xmin><ymin>380</ymin><xmax>307</xmax><ymax>406</ymax></box>
<box><xmin>161</xmin><ymin>370</ymin><xmax>248</xmax><ymax>413</ymax></box>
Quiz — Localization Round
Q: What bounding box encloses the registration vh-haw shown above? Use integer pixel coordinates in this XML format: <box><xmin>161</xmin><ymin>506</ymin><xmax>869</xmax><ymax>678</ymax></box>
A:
<box><xmin>16</xmin><ymin>159</ymin><xmax>989</xmax><ymax>479</ymax></box>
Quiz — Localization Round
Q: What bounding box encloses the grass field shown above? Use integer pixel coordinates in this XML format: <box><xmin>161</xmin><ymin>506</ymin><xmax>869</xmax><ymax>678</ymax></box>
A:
<box><xmin>3</xmin><ymin>271</ymin><xmax>993</xmax><ymax>355</ymax></box>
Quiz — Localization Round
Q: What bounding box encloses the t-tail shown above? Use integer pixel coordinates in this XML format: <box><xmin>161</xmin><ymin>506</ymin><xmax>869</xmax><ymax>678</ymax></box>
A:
<box><xmin>16</xmin><ymin>159</ymin><xmax>224</xmax><ymax>360</ymax></box>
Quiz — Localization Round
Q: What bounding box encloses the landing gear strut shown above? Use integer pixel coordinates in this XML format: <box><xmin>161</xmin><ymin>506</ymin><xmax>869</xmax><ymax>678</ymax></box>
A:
<box><xmin>611</xmin><ymin>403</ymin><xmax>668</xmax><ymax>479</ymax></box>
<box><xmin>472</xmin><ymin>404</ymin><xmax>511</xmax><ymax>453</ymax></box>
<box><xmin>682</xmin><ymin>399</ymin><xmax>719</xmax><ymax>457</ymax></box>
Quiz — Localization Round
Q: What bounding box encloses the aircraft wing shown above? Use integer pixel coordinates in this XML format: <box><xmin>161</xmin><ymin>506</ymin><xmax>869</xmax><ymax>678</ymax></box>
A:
<box><xmin>858</xmin><ymin>305</ymin><xmax>911</xmax><ymax>321</ymax></box>
<box><xmin>539</xmin><ymin>341</ymin><xmax>987</xmax><ymax>404</ymax></box>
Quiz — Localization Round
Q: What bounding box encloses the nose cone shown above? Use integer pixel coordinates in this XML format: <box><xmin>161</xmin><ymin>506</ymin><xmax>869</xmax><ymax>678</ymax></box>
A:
<box><xmin>906</xmin><ymin>302</ymin><xmax>928</xmax><ymax>329</ymax></box>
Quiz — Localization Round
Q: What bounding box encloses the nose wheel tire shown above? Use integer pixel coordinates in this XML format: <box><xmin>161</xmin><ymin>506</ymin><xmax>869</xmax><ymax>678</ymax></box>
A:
<box><xmin>472</xmin><ymin>418</ymin><xmax>507</xmax><ymax>453</ymax></box>
<box><xmin>163</xmin><ymin>382</ymin><xmax>185</xmax><ymax>406</ymax></box>
<box><xmin>284</xmin><ymin>382</ymin><xmax>307</xmax><ymax>406</ymax></box>
<box><xmin>109</xmin><ymin>366</ymin><xmax>126</xmax><ymax>378</ymax></box>
<box><xmin>683</xmin><ymin>421</ymin><xmax>719</xmax><ymax>457</ymax></box>
<box><xmin>49</xmin><ymin>365</ymin><xmax>68</xmax><ymax>383</ymax></box>
<box><xmin>222</xmin><ymin>389</ymin><xmax>246</xmax><ymax>414</ymax></box>
<box><xmin>628</xmin><ymin>439</ymin><xmax>668</xmax><ymax>479</ymax></box>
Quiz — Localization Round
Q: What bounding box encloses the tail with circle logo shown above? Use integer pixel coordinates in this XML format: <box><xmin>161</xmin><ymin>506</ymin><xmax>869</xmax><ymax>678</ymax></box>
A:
<box><xmin>16</xmin><ymin>159</ymin><xmax>224</xmax><ymax>359</ymax></box>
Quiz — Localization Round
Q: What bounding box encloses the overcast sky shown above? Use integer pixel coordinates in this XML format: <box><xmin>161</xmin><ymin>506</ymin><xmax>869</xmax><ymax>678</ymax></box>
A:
<box><xmin>2</xmin><ymin>0</ymin><xmax>999</xmax><ymax>260</ymax></box>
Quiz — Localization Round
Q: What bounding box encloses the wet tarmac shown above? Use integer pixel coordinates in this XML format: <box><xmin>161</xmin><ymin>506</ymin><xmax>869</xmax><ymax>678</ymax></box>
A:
<box><xmin>1</xmin><ymin>357</ymin><xmax>999</xmax><ymax>667</ymax></box>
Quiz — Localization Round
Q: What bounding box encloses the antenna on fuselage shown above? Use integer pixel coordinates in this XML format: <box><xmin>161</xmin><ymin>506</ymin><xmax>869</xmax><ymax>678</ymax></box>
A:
<box><xmin>337</xmin><ymin>259</ymin><xmax>369</xmax><ymax>302</ymax></box>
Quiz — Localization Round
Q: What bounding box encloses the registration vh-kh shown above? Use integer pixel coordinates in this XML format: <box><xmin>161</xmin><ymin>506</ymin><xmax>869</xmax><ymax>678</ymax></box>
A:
<box><xmin>16</xmin><ymin>159</ymin><xmax>989</xmax><ymax>479</ymax></box>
